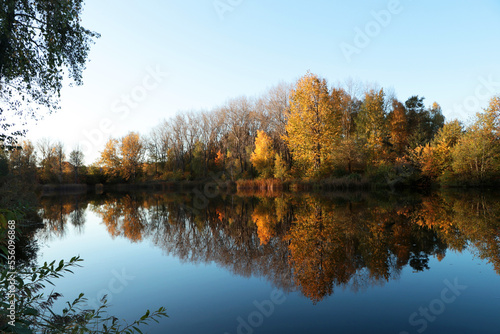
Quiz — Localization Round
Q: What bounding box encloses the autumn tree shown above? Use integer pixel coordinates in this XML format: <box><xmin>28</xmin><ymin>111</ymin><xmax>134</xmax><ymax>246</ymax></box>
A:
<box><xmin>323</xmin><ymin>86</ymin><xmax>362</xmax><ymax>173</ymax></box>
<box><xmin>8</xmin><ymin>140</ymin><xmax>36</xmax><ymax>179</ymax></box>
<box><xmin>388</xmin><ymin>99</ymin><xmax>408</xmax><ymax>157</ymax></box>
<box><xmin>412</xmin><ymin>120</ymin><xmax>463</xmax><ymax>180</ymax></box>
<box><xmin>99</xmin><ymin>134</ymin><xmax>145</xmax><ymax>182</ymax></box>
<box><xmin>99</xmin><ymin>138</ymin><xmax>121</xmax><ymax>181</ymax></box>
<box><xmin>256</xmin><ymin>83</ymin><xmax>292</xmax><ymax>165</ymax></box>
<box><xmin>285</xmin><ymin>73</ymin><xmax>340</xmax><ymax>177</ymax></box>
<box><xmin>274</xmin><ymin>153</ymin><xmax>289</xmax><ymax>180</ymax></box>
<box><xmin>335</xmin><ymin>85</ymin><xmax>362</xmax><ymax>173</ymax></box>
<box><xmin>251</xmin><ymin>130</ymin><xmax>276</xmax><ymax>178</ymax></box>
<box><xmin>450</xmin><ymin>96</ymin><xmax>500</xmax><ymax>183</ymax></box>
<box><xmin>355</xmin><ymin>88</ymin><xmax>388</xmax><ymax>164</ymax></box>
<box><xmin>120</xmin><ymin>132</ymin><xmax>145</xmax><ymax>181</ymax></box>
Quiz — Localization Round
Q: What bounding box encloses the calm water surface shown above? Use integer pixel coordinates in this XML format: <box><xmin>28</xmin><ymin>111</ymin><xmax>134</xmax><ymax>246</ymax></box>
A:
<box><xmin>34</xmin><ymin>190</ymin><xmax>500</xmax><ymax>334</ymax></box>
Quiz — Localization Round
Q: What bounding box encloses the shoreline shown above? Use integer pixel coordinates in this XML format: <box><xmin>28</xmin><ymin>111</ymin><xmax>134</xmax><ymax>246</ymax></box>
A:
<box><xmin>37</xmin><ymin>177</ymin><xmax>500</xmax><ymax>196</ymax></box>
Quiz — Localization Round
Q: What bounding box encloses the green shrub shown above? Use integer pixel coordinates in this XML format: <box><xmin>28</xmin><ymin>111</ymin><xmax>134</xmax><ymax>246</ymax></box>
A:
<box><xmin>0</xmin><ymin>210</ymin><xmax>168</xmax><ymax>333</ymax></box>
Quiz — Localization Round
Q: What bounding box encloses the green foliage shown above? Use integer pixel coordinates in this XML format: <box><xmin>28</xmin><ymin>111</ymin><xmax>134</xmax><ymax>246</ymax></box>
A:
<box><xmin>191</xmin><ymin>141</ymin><xmax>206</xmax><ymax>178</ymax></box>
<box><xmin>405</xmin><ymin>96</ymin><xmax>444</xmax><ymax>148</ymax></box>
<box><xmin>366</xmin><ymin>164</ymin><xmax>394</xmax><ymax>184</ymax></box>
<box><xmin>410</xmin><ymin>96</ymin><xmax>500</xmax><ymax>187</ymax></box>
<box><xmin>0</xmin><ymin>207</ymin><xmax>168</xmax><ymax>333</ymax></box>
<box><xmin>411</xmin><ymin>120</ymin><xmax>464</xmax><ymax>180</ymax></box>
<box><xmin>273</xmin><ymin>153</ymin><xmax>288</xmax><ymax>180</ymax></box>
<box><xmin>0</xmin><ymin>0</ymin><xmax>99</xmax><ymax>146</ymax></box>
<box><xmin>450</xmin><ymin>130</ymin><xmax>499</xmax><ymax>184</ymax></box>
<box><xmin>0</xmin><ymin>252</ymin><xmax>168</xmax><ymax>333</ymax></box>
<box><xmin>84</xmin><ymin>166</ymin><xmax>106</xmax><ymax>185</ymax></box>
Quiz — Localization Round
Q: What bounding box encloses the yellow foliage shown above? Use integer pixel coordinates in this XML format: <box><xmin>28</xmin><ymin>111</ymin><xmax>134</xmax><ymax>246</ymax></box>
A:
<box><xmin>99</xmin><ymin>138</ymin><xmax>120</xmax><ymax>180</ymax></box>
<box><xmin>252</xmin><ymin>211</ymin><xmax>275</xmax><ymax>245</ymax></box>
<box><xmin>250</xmin><ymin>130</ymin><xmax>275</xmax><ymax>178</ymax></box>
<box><xmin>284</xmin><ymin>72</ymin><xmax>340</xmax><ymax>177</ymax></box>
<box><xmin>120</xmin><ymin>132</ymin><xmax>144</xmax><ymax>181</ymax></box>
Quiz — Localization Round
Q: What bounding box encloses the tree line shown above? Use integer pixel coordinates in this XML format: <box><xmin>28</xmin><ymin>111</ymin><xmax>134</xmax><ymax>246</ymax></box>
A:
<box><xmin>2</xmin><ymin>72</ymin><xmax>499</xmax><ymax>187</ymax></box>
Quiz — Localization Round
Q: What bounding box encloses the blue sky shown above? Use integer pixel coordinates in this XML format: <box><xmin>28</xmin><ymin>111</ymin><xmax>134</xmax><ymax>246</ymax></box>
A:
<box><xmin>26</xmin><ymin>0</ymin><xmax>500</xmax><ymax>163</ymax></box>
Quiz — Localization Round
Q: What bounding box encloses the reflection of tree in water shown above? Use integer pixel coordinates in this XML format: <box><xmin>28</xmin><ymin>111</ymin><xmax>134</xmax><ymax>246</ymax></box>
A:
<box><xmin>140</xmin><ymin>195</ymin><xmax>296</xmax><ymax>293</ymax></box>
<box><xmin>69</xmin><ymin>197</ymin><xmax>86</xmax><ymax>233</ymax></box>
<box><xmin>38</xmin><ymin>190</ymin><xmax>500</xmax><ymax>302</ymax></box>
<box><xmin>409</xmin><ymin>253</ymin><xmax>429</xmax><ymax>272</ymax></box>
<box><xmin>285</xmin><ymin>195</ymin><xmax>447</xmax><ymax>302</ymax></box>
<box><xmin>93</xmin><ymin>194</ymin><xmax>147</xmax><ymax>242</ymax></box>
<box><xmin>414</xmin><ymin>191</ymin><xmax>500</xmax><ymax>274</ymax></box>
<box><xmin>37</xmin><ymin>195</ymin><xmax>89</xmax><ymax>241</ymax></box>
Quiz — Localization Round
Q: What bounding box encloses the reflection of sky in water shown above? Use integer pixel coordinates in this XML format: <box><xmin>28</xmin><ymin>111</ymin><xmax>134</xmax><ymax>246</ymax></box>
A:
<box><xmin>35</xmin><ymin>198</ymin><xmax>500</xmax><ymax>334</ymax></box>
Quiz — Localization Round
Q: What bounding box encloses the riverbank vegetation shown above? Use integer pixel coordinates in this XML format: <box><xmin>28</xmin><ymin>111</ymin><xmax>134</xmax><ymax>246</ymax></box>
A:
<box><xmin>3</xmin><ymin>73</ymin><xmax>499</xmax><ymax>189</ymax></box>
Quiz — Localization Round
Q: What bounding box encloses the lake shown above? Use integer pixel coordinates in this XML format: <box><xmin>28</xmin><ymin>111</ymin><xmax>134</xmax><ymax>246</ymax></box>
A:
<box><xmin>33</xmin><ymin>189</ymin><xmax>500</xmax><ymax>334</ymax></box>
